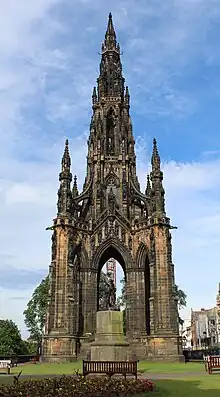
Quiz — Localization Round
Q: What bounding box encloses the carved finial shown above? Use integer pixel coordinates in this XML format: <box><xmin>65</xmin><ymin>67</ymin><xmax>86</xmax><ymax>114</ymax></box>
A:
<box><xmin>125</xmin><ymin>86</ymin><xmax>130</xmax><ymax>106</ymax></box>
<box><xmin>151</xmin><ymin>138</ymin><xmax>160</xmax><ymax>171</ymax></box>
<box><xmin>106</xmin><ymin>13</ymin><xmax>115</xmax><ymax>37</ymax></box>
<box><xmin>145</xmin><ymin>174</ymin><xmax>151</xmax><ymax>196</ymax></box>
<box><xmin>61</xmin><ymin>139</ymin><xmax>71</xmax><ymax>172</ymax></box>
<box><xmin>72</xmin><ymin>175</ymin><xmax>79</xmax><ymax>198</ymax></box>
<box><xmin>58</xmin><ymin>139</ymin><xmax>72</xmax><ymax>216</ymax></box>
<box><xmin>102</xmin><ymin>13</ymin><xmax>117</xmax><ymax>52</ymax></box>
<box><xmin>92</xmin><ymin>86</ymin><xmax>97</xmax><ymax>105</ymax></box>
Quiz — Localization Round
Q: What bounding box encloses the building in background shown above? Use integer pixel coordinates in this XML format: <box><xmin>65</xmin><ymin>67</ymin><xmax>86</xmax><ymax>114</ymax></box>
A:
<box><xmin>106</xmin><ymin>258</ymin><xmax>116</xmax><ymax>286</ymax></box>
<box><xmin>191</xmin><ymin>307</ymin><xmax>219</xmax><ymax>349</ymax></box>
<box><xmin>180</xmin><ymin>319</ymin><xmax>192</xmax><ymax>350</ymax></box>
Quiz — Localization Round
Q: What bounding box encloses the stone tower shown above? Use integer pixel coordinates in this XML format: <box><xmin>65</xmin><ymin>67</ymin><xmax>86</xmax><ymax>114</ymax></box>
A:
<box><xmin>42</xmin><ymin>13</ymin><xmax>182</xmax><ymax>362</ymax></box>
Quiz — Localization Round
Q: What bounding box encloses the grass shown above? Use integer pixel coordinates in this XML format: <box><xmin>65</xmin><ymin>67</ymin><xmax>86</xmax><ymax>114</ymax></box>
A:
<box><xmin>138</xmin><ymin>361</ymin><xmax>204</xmax><ymax>373</ymax></box>
<box><xmin>149</xmin><ymin>378</ymin><xmax>220</xmax><ymax>396</ymax></box>
<box><xmin>4</xmin><ymin>360</ymin><xmax>204</xmax><ymax>375</ymax></box>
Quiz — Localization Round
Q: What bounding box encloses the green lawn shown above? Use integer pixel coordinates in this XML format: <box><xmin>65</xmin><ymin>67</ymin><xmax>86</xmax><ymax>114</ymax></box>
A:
<box><xmin>138</xmin><ymin>361</ymin><xmax>204</xmax><ymax>373</ymax></box>
<box><xmin>5</xmin><ymin>360</ymin><xmax>204</xmax><ymax>375</ymax></box>
<box><xmin>149</xmin><ymin>378</ymin><xmax>220</xmax><ymax>396</ymax></box>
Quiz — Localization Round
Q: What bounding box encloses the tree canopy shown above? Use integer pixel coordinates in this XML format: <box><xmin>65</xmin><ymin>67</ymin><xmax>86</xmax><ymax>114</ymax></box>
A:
<box><xmin>0</xmin><ymin>319</ymin><xmax>28</xmax><ymax>356</ymax></box>
<box><xmin>23</xmin><ymin>276</ymin><xmax>49</xmax><ymax>345</ymax></box>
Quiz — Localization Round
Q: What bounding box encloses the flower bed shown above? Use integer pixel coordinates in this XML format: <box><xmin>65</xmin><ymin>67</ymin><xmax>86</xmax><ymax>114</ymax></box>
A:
<box><xmin>0</xmin><ymin>375</ymin><xmax>154</xmax><ymax>397</ymax></box>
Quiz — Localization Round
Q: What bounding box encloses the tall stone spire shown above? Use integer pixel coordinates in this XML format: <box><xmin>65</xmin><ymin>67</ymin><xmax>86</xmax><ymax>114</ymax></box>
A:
<box><xmin>57</xmin><ymin>139</ymin><xmax>72</xmax><ymax>216</ymax></box>
<box><xmin>102</xmin><ymin>12</ymin><xmax>118</xmax><ymax>52</ymax></box>
<box><xmin>150</xmin><ymin>138</ymin><xmax>165</xmax><ymax>215</ymax></box>
<box><xmin>98</xmin><ymin>13</ymin><xmax>124</xmax><ymax>100</ymax></box>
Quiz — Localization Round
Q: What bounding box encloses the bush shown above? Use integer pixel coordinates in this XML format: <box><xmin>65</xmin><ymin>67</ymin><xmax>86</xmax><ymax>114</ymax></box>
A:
<box><xmin>0</xmin><ymin>375</ymin><xmax>154</xmax><ymax>397</ymax></box>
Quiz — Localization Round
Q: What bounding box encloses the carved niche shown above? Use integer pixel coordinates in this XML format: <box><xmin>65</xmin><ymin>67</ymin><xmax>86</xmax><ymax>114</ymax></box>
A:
<box><xmin>106</xmin><ymin>108</ymin><xmax>116</xmax><ymax>154</ymax></box>
<box><xmin>105</xmin><ymin>173</ymin><xmax>119</xmax><ymax>211</ymax></box>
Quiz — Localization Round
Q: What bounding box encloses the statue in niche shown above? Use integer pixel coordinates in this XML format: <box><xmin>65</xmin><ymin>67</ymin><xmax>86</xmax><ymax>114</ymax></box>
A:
<box><xmin>108</xmin><ymin>187</ymin><xmax>118</xmax><ymax>213</ymax></box>
<box><xmin>106</xmin><ymin>109</ymin><xmax>115</xmax><ymax>153</ymax></box>
<box><xmin>101</xmin><ymin>273</ymin><xmax>117</xmax><ymax>310</ymax></box>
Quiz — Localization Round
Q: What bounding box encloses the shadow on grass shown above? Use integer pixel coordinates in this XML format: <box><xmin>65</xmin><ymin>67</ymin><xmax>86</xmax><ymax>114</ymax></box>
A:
<box><xmin>150</xmin><ymin>379</ymin><xmax>220</xmax><ymax>396</ymax></box>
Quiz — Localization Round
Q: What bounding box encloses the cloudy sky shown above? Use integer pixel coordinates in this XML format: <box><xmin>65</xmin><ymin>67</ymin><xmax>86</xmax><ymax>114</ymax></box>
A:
<box><xmin>1</xmin><ymin>0</ymin><xmax>220</xmax><ymax>337</ymax></box>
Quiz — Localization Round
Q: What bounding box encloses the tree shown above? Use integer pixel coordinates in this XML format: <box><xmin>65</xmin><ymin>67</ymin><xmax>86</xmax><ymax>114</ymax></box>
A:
<box><xmin>175</xmin><ymin>285</ymin><xmax>187</xmax><ymax>310</ymax></box>
<box><xmin>116</xmin><ymin>278</ymin><xmax>126</xmax><ymax>308</ymax></box>
<box><xmin>0</xmin><ymin>319</ymin><xmax>28</xmax><ymax>356</ymax></box>
<box><xmin>175</xmin><ymin>284</ymin><xmax>187</xmax><ymax>326</ymax></box>
<box><xmin>23</xmin><ymin>276</ymin><xmax>49</xmax><ymax>346</ymax></box>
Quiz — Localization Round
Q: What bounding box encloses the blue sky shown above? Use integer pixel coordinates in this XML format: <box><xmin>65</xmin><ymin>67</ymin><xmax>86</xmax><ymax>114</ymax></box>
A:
<box><xmin>1</xmin><ymin>0</ymin><xmax>220</xmax><ymax>337</ymax></box>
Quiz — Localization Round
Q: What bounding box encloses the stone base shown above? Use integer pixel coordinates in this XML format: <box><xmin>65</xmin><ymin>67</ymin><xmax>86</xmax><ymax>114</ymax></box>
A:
<box><xmin>128</xmin><ymin>334</ymin><xmax>184</xmax><ymax>362</ymax></box>
<box><xmin>42</xmin><ymin>332</ymin><xmax>76</xmax><ymax>363</ymax></box>
<box><xmin>91</xmin><ymin>311</ymin><xmax>130</xmax><ymax>361</ymax></box>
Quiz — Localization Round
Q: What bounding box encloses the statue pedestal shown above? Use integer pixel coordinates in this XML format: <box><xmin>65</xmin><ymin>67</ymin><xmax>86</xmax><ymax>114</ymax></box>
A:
<box><xmin>91</xmin><ymin>310</ymin><xmax>129</xmax><ymax>361</ymax></box>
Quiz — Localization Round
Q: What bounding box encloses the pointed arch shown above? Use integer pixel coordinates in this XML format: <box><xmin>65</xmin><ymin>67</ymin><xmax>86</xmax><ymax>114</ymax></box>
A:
<box><xmin>92</xmin><ymin>236</ymin><xmax>133</xmax><ymax>273</ymax></box>
<box><xmin>135</xmin><ymin>242</ymin><xmax>149</xmax><ymax>269</ymax></box>
<box><xmin>104</xmin><ymin>172</ymin><xmax>120</xmax><ymax>187</ymax></box>
<box><xmin>106</xmin><ymin>107</ymin><xmax>116</xmax><ymax>154</ymax></box>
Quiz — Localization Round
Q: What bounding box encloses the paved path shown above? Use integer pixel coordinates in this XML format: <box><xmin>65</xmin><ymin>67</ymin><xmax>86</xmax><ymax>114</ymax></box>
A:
<box><xmin>2</xmin><ymin>371</ymin><xmax>210</xmax><ymax>381</ymax></box>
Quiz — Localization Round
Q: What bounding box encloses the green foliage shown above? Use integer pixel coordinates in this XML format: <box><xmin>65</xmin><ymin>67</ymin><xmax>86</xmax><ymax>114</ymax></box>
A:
<box><xmin>175</xmin><ymin>284</ymin><xmax>187</xmax><ymax>325</ymax></box>
<box><xmin>0</xmin><ymin>375</ymin><xmax>154</xmax><ymax>396</ymax></box>
<box><xmin>24</xmin><ymin>340</ymin><xmax>38</xmax><ymax>355</ymax></box>
<box><xmin>175</xmin><ymin>285</ymin><xmax>187</xmax><ymax>310</ymax></box>
<box><xmin>0</xmin><ymin>319</ymin><xmax>28</xmax><ymax>356</ymax></box>
<box><xmin>116</xmin><ymin>277</ymin><xmax>126</xmax><ymax>308</ymax></box>
<box><xmin>23</xmin><ymin>276</ymin><xmax>49</xmax><ymax>344</ymax></box>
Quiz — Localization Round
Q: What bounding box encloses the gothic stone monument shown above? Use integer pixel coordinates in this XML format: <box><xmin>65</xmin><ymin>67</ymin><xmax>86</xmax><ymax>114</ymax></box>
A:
<box><xmin>42</xmin><ymin>13</ymin><xmax>183</xmax><ymax>362</ymax></box>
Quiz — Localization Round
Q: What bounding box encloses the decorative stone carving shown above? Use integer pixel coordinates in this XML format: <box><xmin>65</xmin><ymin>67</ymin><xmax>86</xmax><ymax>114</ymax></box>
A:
<box><xmin>150</xmin><ymin>229</ymin><xmax>155</xmax><ymax>263</ymax></box>
<box><xmin>51</xmin><ymin>231</ymin><xmax>57</xmax><ymax>261</ymax></box>
<box><xmin>121</xmin><ymin>229</ymin><xmax>126</xmax><ymax>244</ymax></box>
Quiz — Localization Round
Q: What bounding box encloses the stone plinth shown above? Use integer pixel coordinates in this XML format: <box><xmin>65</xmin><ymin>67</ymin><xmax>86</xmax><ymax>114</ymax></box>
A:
<box><xmin>91</xmin><ymin>310</ymin><xmax>129</xmax><ymax>361</ymax></box>
<box><xmin>42</xmin><ymin>332</ymin><xmax>76</xmax><ymax>363</ymax></box>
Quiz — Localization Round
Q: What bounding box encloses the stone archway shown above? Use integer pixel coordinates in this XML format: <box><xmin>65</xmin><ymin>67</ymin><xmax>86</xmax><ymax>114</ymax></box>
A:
<box><xmin>79</xmin><ymin>237</ymin><xmax>133</xmax><ymax>337</ymax></box>
<box><xmin>135</xmin><ymin>243</ymin><xmax>151</xmax><ymax>335</ymax></box>
<box><xmin>96</xmin><ymin>244</ymin><xmax>127</xmax><ymax>312</ymax></box>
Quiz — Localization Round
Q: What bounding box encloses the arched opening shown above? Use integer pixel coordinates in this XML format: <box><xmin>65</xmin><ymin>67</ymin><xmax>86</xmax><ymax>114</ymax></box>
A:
<box><xmin>106</xmin><ymin>108</ymin><xmax>116</xmax><ymax>154</ymax></box>
<box><xmin>136</xmin><ymin>243</ymin><xmax>151</xmax><ymax>335</ymax></box>
<box><xmin>145</xmin><ymin>255</ymin><xmax>151</xmax><ymax>335</ymax></box>
<box><xmin>97</xmin><ymin>245</ymin><xmax>127</xmax><ymax>334</ymax></box>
